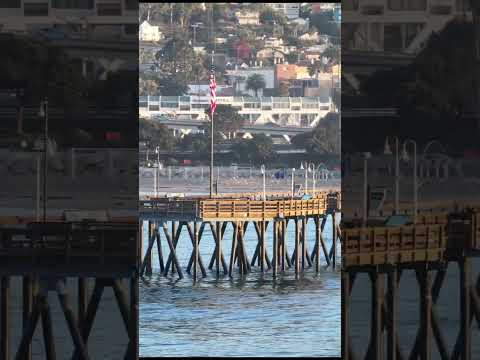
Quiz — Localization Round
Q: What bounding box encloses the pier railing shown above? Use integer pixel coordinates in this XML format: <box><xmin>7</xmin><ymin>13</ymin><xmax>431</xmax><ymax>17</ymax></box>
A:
<box><xmin>343</xmin><ymin>224</ymin><xmax>447</xmax><ymax>267</ymax></box>
<box><xmin>199</xmin><ymin>197</ymin><xmax>329</xmax><ymax>220</ymax></box>
<box><xmin>140</xmin><ymin>193</ymin><xmax>340</xmax><ymax>221</ymax></box>
<box><xmin>342</xmin><ymin>208</ymin><xmax>480</xmax><ymax>268</ymax></box>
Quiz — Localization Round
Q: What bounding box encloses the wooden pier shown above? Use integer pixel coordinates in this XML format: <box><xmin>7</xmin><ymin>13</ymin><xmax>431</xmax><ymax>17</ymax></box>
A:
<box><xmin>139</xmin><ymin>191</ymin><xmax>341</xmax><ymax>281</ymax></box>
<box><xmin>342</xmin><ymin>208</ymin><xmax>480</xmax><ymax>360</ymax></box>
<box><xmin>0</xmin><ymin>214</ymin><xmax>138</xmax><ymax>360</ymax></box>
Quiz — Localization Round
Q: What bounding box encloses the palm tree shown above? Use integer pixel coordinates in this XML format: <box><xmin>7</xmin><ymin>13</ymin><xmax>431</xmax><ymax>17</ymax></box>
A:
<box><xmin>246</xmin><ymin>73</ymin><xmax>266</xmax><ymax>97</ymax></box>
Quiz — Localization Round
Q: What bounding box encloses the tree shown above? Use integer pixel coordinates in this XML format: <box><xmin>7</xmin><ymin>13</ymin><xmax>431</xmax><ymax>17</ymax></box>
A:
<box><xmin>259</xmin><ymin>7</ymin><xmax>288</xmax><ymax>27</ymax></box>
<box><xmin>231</xmin><ymin>134</ymin><xmax>276</xmax><ymax>165</ymax></box>
<box><xmin>139</xmin><ymin>118</ymin><xmax>177</xmax><ymax>152</ymax></box>
<box><xmin>246</xmin><ymin>73</ymin><xmax>266</xmax><ymax>97</ymax></box>
<box><xmin>155</xmin><ymin>32</ymin><xmax>207</xmax><ymax>86</ymax></box>
<box><xmin>291</xmin><ymin>112</ymin><xmax>340</xmax><ymax>156</ymax></box>
<box><xmin>278</xmin><ymin>81</ymin><xmax>290</xmax><ymax>96</ymax></box>
<box><xmin>310</xmin><ymin>11</ymin><xmax>339</xmax><ymax>43</ymax></box>
<box><xmin>178</xmin><ymin>133</ymin><xmax>209</xmax><ymax>154</ymax></box>
<box><xmin>323</xmin><ymin>46</ymin><xmax>340</xmax><ymax>63</ymax></box>
<box><xmin>204</xmin><ymin>104</ymin><xmax>244</xmax><ymax>140</ymax></box>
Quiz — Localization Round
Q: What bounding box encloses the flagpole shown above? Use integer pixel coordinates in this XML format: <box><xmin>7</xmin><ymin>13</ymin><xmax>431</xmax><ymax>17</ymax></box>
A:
<box><xmin>210</xmin><ymin>50</ymin><xmax>214</xmax><ymax>198</ymax></box>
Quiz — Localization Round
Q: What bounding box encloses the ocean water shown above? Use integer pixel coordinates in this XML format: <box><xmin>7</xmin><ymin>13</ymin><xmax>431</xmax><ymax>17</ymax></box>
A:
<box><xmin>139</xmin><ymin>216</ymin><xmax>341</xmax><ymax>357</ymax></box>
<box><xmin>349</xmin><ymin>259</ymin><xmax>480</xmax><ymax>358</ymax></box>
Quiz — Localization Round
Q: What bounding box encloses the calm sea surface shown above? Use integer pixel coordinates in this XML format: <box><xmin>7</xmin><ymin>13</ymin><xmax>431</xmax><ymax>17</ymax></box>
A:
<box><xmin>139</xmin><ymin>216</ymin><xmax>341</xmax><ymax>357</ymax></box>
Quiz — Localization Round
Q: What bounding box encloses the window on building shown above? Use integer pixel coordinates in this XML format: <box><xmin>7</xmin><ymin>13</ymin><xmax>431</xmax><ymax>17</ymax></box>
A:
<box><xmin>2</xmin><ymin>0</ymin><xmax>21</xmax><ymax>8</ymax></box>
<box><xmin>24</xmin><ymin>3</ymin><xmax>49</xmax><ymax>16</ymax></box>
<box><xmin>97</xmin><ymin>3</ymin><xmax>122</xmax><ymax>16</ymax></box>
<box><xmin>52</xmin><ymin>0</ymin><xmax>93</xmax><ymax>9</ymax></box>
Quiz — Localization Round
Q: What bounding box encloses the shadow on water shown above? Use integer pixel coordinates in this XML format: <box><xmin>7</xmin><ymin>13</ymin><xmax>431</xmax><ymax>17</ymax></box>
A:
<box><xmin>139</xmin><ymin>218</ymin><xmax>341</xmax><ymax>357</ymax></box>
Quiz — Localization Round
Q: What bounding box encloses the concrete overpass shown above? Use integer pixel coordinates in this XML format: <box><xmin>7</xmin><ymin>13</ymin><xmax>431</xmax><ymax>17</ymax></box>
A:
<box><xmin>148</xmin><ymin>117</ymin><xmax>312</xmax><ymax>143</ymax></box>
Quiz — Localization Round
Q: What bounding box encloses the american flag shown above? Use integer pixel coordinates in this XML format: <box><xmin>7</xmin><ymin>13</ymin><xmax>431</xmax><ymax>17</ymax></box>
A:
<box><xmin>209</xmin><ymin>68</ymin><xmax>217</xmax><ymax>115</ymax></box>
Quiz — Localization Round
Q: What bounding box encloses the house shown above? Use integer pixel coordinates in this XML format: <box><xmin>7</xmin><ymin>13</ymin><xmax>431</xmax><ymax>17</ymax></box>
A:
<box><xmin>274</xmin><ymin>64</ymin><xmax>311</xmax><ymax>87</ymax></box>
<box><xmin>225</xmin><ymin>67</ymin><xmax>275</xmax><ymax>97</ymax></box>
<box><xmin>299</xmin><ymin>31</ymin><xmax>320</xmax><ymax>43</ymax></box>
<box><xmin>256</xmin><ymin>48</ymin><xmax>285</xmax><ymax>64</ymax></box>
<box><xmin>290</xmin><ymin>18</ymin><xmax>309</xmax><ymax>35</ymax></box>
<box><xmin>282</xmin><ymin>45</ymin><xmax>297</xmax><ymax>54</ymax></box>
<box><xmin>193</xmin><ymin>46</ymin><xmax>206</xmax><ymax>55</ymax></box>
<box><xmin>139</xmin><ymin>20</ymin><xmax>162</xmax><ymax>42</ymax></box>
<box><xmin>311</xmin><ymin>3</ymin><xmax>335</xmax><ymax>14</ymax></box>
<box><xmin>215</xmin><ymin>37</ymin><xmax>227</xmax><ymax>45</ymax></box>
<box><xmin>264</xmin><ymin>37</ymin><xmax>284</xmax><ymax>48</ymax></box>
<box><xmin>235</xmin><ymin>10</ymin><xmax>260</xmax><ymax>25</ymax></box>
<box><xmin>268</xmin><ymin>3</ymin><xmax>300</xmax><ymax>20</ymax></box>
<box><xmin>304</xmin><ymin>44</ymin><xmax>328</xmax><ymax>61</ymax></box>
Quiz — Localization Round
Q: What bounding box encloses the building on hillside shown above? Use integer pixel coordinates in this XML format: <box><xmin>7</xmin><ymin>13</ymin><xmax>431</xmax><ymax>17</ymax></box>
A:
<box><xmin>268</xmin><ymin>3</ymin><xmax>300</xmax><ymax>20</ymax></box>
<box><xmin>299</xmin><ymin>31</ymin><xmax>320</xmax><ymax>43</ymax></box>
<box><xmin>256</xmin><ymin>48</ymin><xmax>285</xmax><ymax>65</ymax></box>
<box><xmin>235</xmin><ymin>10</ymin><xmax>260</xmax><ymax>25</ymax></box>
<box><xmin>139</xmin><ymin>20</ymin><xmax>162</xmax><ymax>42</ymax></box>
<box><xmin>290</xmin><ymin>18</ymin><xmax>310</xmax><ymax>35</ymax></box>
<box><xmin>215</xmin><ymin>36</ymin><xmax>227</xmax><ymax>44</ymax></box>
<box><xmin>193</xmin><ymin>46</ymin><xmax>206</xmax><ymax>55</ymax></box>
<box><xmin>264</xmin><ymin>36</ymin><xmax>284</xmax><ymax>48</ymax></box>
<box><xmin>188</xmin><ymin>84</ymin><xmax>234</xmax><ymax>96</ymax></box>
<box><xmin>311</xmin><ymin>3</ymin><xmax>336</xmax><ymax>14</ymax></box>
<box><xmin>225</xmin><ymin>67</ymin><xmax>275</xmax><ymax>97</ymax></box>
<box><xmin>274</xmin><ymin>63</ymin><xmax>312</xmax><ymax>88</ymax></box>
<box><xmin>304</xmin><ymin>44</ymin><xmax>329</xmax><ymax>61</ymax></box>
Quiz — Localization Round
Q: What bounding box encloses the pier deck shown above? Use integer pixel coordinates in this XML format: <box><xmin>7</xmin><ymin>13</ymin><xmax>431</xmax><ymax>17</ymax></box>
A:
<box><xmin>139</xmin><ymin>191</ymin><xmax>341</xmax><ymax>281</ymax></box>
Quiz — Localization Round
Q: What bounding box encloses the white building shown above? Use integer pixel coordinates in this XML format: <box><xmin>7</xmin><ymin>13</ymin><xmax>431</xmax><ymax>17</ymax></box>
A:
<box><xmin>225</xmin><ymin>67</ymin><xmax>276</xmax><ymax>97</ymax></box>
<box><xmin>139</xmin><ymin>20</ymin><xmax>162</xmax><ymax>42</ymax></box>
<box><xmin>268</xmin><ymin>3</ymin><xmax>300</xmax><ymax>20</ymax></box>
<box><xmin>139</xmin><ymin>95</ymin><xmax>332</xmax><ymax>128</ymax></box>
<box><xmin>264</xmin><ymin>36</ymin><xmax>284</xmax><ymax>48</ymax></box>
<box><xmin>235</xmin><ymin>10</ymin><xmax>260</xmax><ymax>25</ymax></box>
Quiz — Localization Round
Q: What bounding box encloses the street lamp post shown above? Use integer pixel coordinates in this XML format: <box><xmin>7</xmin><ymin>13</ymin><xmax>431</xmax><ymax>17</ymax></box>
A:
<box><xmin>291</xmin><ymin>167</ymin><xmax>296</xmax><ymax>199</ymax></box>
<box><xmin>384</xmin><ymin>136</ymin><xmax>400</xmax><ymax>214</ymax></box>
<box><xmin>261</xmin><ymin>165</ymin><xmax>266</xmax><ymax>201</ymax></box>
<box><xmin>402</xmin><ymin>140</ymin><xmax>418</xmax><ymax>223</ymax></box>
<box><xmin>308</xmin><ymin>163</ymin><xmax>315</xmax><ymax>195</ymax></box>
<box><xmin>154</xmin><ymin>146</ymin><xmax>160</xmax><ymax>197</ymax></box>
<box><xmin>38</xmin><ymin>98</ymin><xmax>48</xmax><ymax>224</ymax></box>
<box><xmin>363</xmin><ymin>152</ymin><xmax>371</xmax><ymax>225</ymax></box>
<box><xmin>300</xmin><ymin>162</ymin><xmax>308</xmax><ymax>195</ymax></box>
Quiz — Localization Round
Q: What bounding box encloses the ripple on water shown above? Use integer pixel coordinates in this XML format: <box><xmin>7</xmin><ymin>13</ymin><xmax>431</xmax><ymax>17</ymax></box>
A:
<box><xmin>140</xmin><ymin>219</ymin><xmax>340</xmax><ymax>357</ymax></box>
